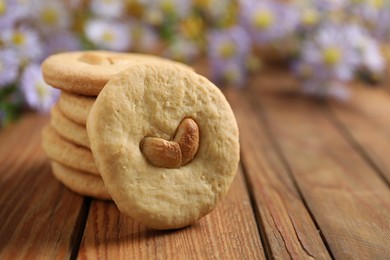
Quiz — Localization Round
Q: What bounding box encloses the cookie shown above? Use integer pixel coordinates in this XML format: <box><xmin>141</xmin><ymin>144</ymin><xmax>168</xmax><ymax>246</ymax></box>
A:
<box><xmin>51</xmin><ymin>161</ymin><xmax>111</xmax><ymax>200</ymax></box>
<box><xmin>42</xmin><ymin>51</ymin><xmax>193</xmax><ymax>96</ymax></box>
<box><xmin>57</xmin><ymin>91</ymin><xmax>95</xmax><ymax>126</ymax></box>
<box><xmin>42</xmin><ymin>124</ymin><xmax>99</xmax><ymax>175</ymax></box>
<box><xmin>87</xmin><ymin>64</ymin><xmax>240</xmax><ymax>230</ymax></box>
<box><xmin>51</xmin><ymin>104</ymin><xmax>90</xmax><ymax>148</ymax></box>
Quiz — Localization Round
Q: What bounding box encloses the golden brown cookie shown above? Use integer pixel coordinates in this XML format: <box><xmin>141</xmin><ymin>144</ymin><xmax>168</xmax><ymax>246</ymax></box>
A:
<box><xmin>51</xmin><ymin>104</ymin><xmax>90</xmax><ymax>148</ymax></box>
<box><xmin>57</xmin><ymin>91</ymin><xmax>95</xmax><ymax>126</ymax></box>
<box><xmin>87</xmin><ymin>64</ymin><xmax>240</xmax><ymax>230</ymax></box>
<box><xmin>42</xmin><ymin>51</ymin><xmax>193</xmax><ymax>96</ymax></box>
<box><xmin>42</xmin><ymin>124</ymin><xmax>99</xmax><ymax>175</ymax></box>
<box><xmin>51</xmin><ymin>161</ymin><xmax>111</xmax><ymax>200</ymax></box>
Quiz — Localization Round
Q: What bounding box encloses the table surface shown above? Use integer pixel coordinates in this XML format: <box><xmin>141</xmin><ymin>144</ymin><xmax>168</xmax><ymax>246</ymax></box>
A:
<box><xmin>1</xmin><ymin>68</ymin><xmax>390</xmax><ymax>259</ymax></box>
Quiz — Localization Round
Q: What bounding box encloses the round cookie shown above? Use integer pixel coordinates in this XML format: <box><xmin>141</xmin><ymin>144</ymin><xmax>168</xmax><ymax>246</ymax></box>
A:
<box><xmin>42</xmin><ymin>51</ymin><xmax>193</xmax><ymax>96</ymax></box>
<box><xmin>57</xmin><ymin>91</ymin><xmax>95</xmax><ymax>126</ymax></box>
<box><xmin>51</xmin><ymin>161</ymin><xmax>111</xmax><ymax>200</ymax></box>
<box><xmin>87</xmin><ymin>64</ymin><xmax>240</xmax><ymax>230</ymax></box>
<box><xmin>51</xmin><ymin>104</ymin><xmax>90</xmax><ymax>148</ymax></box>
<box><xmin>42</xmin><ymin>124</ymin><xmax>99</xmax><ymax>175</ymax></box>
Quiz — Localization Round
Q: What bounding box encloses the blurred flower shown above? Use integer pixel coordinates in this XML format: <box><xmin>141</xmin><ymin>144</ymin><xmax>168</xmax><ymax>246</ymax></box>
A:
<box><xmin>85</xmin><ymin>19</ymin><xmax>132</xmax><ymax>51</ymax></box>
<box><xmin>208</xmin><ymin>25</ymin><xmax>251</xmax><ymax>61</ymax></box>
<box><xmin>1</xmin><ymin>27</ymin><xmax>43</xmax><ymax>62</ymax></box>
<box><xmin>141</xmin><ymin>0</ymin><xmax>191</xmax><ymax>18</ymax></box>
<box><xmin>0</xmin><ymin>49</ymin><xmax>20</xmax><ymax>87</ymax></box>
<box><xmin>165</xmin><ymin>36</ymin><xmax>199</xmax><ymax>62</ymax></box>
<box><xmin>348</xmin><ymin>25</ymin><xmax>385</xmax><ymax>73</ymax></box>
<box><xmin>0</xmin><ymin>0</ymin><xmax>32</xmax><ymax>30</ymax></box>
<box><xmin>204</xmin><ymin>0</ymin><xmax>235</xmax><ymax>26</ymax></box>
<box><xmin>240</xmin><ymin>0</ymin><xmax>300</xmax><ymax>44</ymax></box>
<box><xmin>90</xmin><ymin>0</ymin><xmax>125</xmax><ymax>18</ymax></box>
<box><xmin>21</xmin><ymin>64</ymin><xmax>59</xmax><ymax>112</ymax></box>
<box><xmin>301</xmin><ymin>77</ymin><xmax>350</xmax><ymax>101</ymax></box>
<box><xmin>212</xmin><ymin>59</ymin><xmax>247</xmax><ymax>86</ymax></box>
<box><xmin>373</xmin><ymin>5</ymin><xmax>390</xmax><ymax>41</ymax></box>
<box><xmin>43</xmin><ymin>31</ymin><xmax>81</xmax><ymax>57</ymax></box>
<box><xmin>313</xmin><ymin>0</ymin><xmax>347</xmax><ymax>12</ymax></box>
<box><xmin>300</xmin><ymin>23</ymin><xmax>360</xmax><ymax>82</ymax></box>
<box><xmin>31</xmin><ymin>0</ymin><xmax>71</xmax><ymax>34</ymax></box>
<box><xmin>348</xmin><ymin>0</ymin><xmax>383</xmax><ymax>23</ymax></box>
<box><xmin>208</xmin><ymin>26</ymin><xmax>251</xmax><ymax>85</ymax></box>
<box><xmin>130</xmin><ymin>22</ymin><xmax>159</xmax><ymax>52</ymax></box>
<box><xmin>0</xmin><ymin>0</ymin><xmax>19</xmax><ymax>29</ymax></box>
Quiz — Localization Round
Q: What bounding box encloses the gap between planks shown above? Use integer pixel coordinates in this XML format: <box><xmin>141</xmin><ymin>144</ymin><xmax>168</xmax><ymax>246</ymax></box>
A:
<box><xmin>224</xmin><ymin>88</ymin><xmax>331</xmax><ymax>259</ymax></box>
<box><xmin>325</xmin><ymin>103</ymin><xmax>390</xmax><ymax>188</ymax></box>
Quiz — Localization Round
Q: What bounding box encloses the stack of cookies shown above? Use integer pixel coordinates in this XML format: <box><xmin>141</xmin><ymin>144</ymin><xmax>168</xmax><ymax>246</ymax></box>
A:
<box><xmin>41</xmin><ymin>51</ymin><xmax>192</xmax><ymax>200</ymax></box>
<box><xmin>41</xmin><ymin>51</ymin><xmax>240</xmax><ymax>229</ymax></box>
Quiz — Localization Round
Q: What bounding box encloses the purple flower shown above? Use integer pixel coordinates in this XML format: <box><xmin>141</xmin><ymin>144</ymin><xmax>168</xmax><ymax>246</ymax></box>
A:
<box><xmin>208</xmin><ymin>26</ymin><xmax>251</xmax><ymax>61</ymax></box>
<box><xmin>31</xmin><ymin>1</ymin><xmax>72</xmax><ymax>34</ymax></box>
<box><xmin>21</xmin><ymin>64</ymin><xmax>59</xmax><ymax>113</ymax></box>
<box><xmin>43</xmin><ymin>31</ymin><xmax>81</xmax><ymax>57</ymax></box>
<box><xmin>240</xmin><ymin>0</ymin><xmax>300</xmax><ymax>44</ymax></box>
<box><xmin>0</xmin><ymin>49</ymin><xmax>20</xmax><ymax>88</ymax></box>
<box><xmin>90</xmin><ymin>0</ymin><xmax>125</xmax><ymax>18</ymax></box>
<box><xmin>0</xmin><ymin>0</ymin><xmax>30</xmax><ymax>30</ymax></box>
<box><xmin>207</xmin><ymin>26</ymin><xmax>251</xmax><ymax>86</ymax></box>
<box><xmin>300</xmin><ymin>23</ymin><xmax>361</xmax><ymax>82</ymax></box>
<box><xmin>85</xmin><ymin>19</ymin><xmax>132</xmax><ymax>51</ymax></box>
<box><xmin>211</xmin><ymin>59</ymin><xmax>247</xmax><ymax>86</ymax></box>
<box><xmin>1</xmin><ymin>27</ymin><xmax>43</xmax><ymax>62</ymax></box>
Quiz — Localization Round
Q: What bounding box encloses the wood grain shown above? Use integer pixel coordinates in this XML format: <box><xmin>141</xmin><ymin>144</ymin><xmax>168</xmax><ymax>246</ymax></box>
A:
<box><xmin>329</xmin><ymin>85</ymin><xmax>390</xmax><ymax>184</ymax></box>
<box><xmin>247</xmin><ymin>71</ymin><xmax>390</xmax><ymax>259</ymax></box>
<box><xmin>0</xmin><ymin>114</ymin><xmax>87</xmax><ymax>259</ymax></box>
<box><xmin>225</xmin><ymin>88</ymin><xmax>331</xmax><ymax>259</ymax></box>
<box><xmin>78</xmin><ymin>167</ymin><xmax>265</xmax><ymax>260</ymax></box>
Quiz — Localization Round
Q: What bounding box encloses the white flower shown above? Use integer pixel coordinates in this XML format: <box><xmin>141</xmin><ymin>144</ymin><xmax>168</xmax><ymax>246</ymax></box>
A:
<box><xmin>208</xmin><ymin>26</ymin><xmax>251</xmax><ymax>61</ymax></box>
<box><xmin>301</xmin><ymin>23</ymin><xmax>360</xmax><ymax>81</ymax></box>
<box><xmin>90</xmin><ymin>0</ymin><xmax>125</xmax><ymax>18</ymax></box>
<box><xmin>85</xmin><ymin>19</ymin><xmax>132</xmax><ymax>51</ymax></box>
<box><xmin>0</xmin><ymin>49</ymin><xmax>20</xmax><ymax>87</ymax></box>
<box><xmin>240</xmin><ymin>0</ymin><xmax>300</xmax><ymax>44</ymax></box>
<box><xmin>31</xmin><ymin>0</ymin><xmax>71</xmax><ymax>33</ymax></box>
<box><xmin>1</xmin><ymin>27</ymin><xmax>43</xmax><ymax>62</ymax></box>
<box><xmin>346</xmin><ymin>25</ymin><xmax>385</xmax><ymax>73</ymax></box>
<box><xmin>21</xmin><ymin>64</ymin><xmax>59</xmax><ymax>112</ymax></box>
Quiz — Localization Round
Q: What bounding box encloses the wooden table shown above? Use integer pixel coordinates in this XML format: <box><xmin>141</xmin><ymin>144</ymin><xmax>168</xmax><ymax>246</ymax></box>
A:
<box><xmin>1</xmin><ymin>69</ymin><xmax>389</xmax><ymax>259</ymax></box>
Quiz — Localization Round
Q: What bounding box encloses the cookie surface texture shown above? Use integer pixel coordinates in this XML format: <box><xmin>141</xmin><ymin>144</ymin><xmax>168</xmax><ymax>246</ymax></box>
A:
<box><xmin>51</xmin><ymin>161</ymin><xmax>111</xmax><ymax>200</ymax></box>
<box><xmin>57</xmin><ymin>91</ymin><xmax>95</xmax><ymax>126</ymax></box>
<box><xmin>42</xmin><ymin>51</ymin><xmax>192</xmax><ymax>96</ymax></box>
<box><xmin>51</xmin><ymin>104</ymin><xmax>90</xmax><ymax>148</ymax></box>
<box><xmin>42</xmin><ymin>125</ymin><xmax>99</xmax><ymax>175</ymax></box>
<box><xmin>87</xmin><ymin>64</ymin><xmax>240</xmax><ymax>230</ymax></box>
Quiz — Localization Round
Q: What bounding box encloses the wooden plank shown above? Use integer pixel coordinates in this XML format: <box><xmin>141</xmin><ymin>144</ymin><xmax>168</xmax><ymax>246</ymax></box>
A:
<box><xmin>225</xmin><ymin>88</ymin><xmax>331</xmax><ymax>259</ymax></box>
<box><xmin>78</xmin><ymin>167</ymin><xmax>265</xmax><ymax>260</ymax></box>
<box><xmin>0</xmin><ymin>114</ymin><xmax>87</xmax><ymax>259</ymax></box>
<box><xmin>246</xmin><ymin>71</ymin><xmax>390</xmax><ymax>259</ymax></box>
<box><xmin>329</xmin><ymin>85</ymin><xmax>390</xmax><ymax>184</ymax></box>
